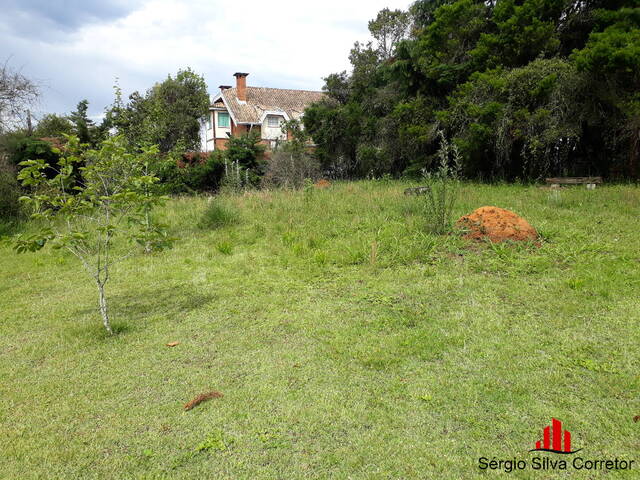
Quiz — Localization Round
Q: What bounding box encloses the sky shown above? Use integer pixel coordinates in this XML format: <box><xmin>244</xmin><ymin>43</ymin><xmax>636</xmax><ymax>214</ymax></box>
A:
<box><xmin>0</xmin><ymin>0</ymin><xmax>412</xmax><ymax>121</ymax></box>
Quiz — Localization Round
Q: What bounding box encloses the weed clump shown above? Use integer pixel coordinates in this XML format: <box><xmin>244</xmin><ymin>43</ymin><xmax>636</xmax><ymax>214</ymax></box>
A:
<box><xmin>198</xmin><ymin>200</ymin><xmax>239</xmax><ymax>230</ymax></box>
<box><xmin>419</xmin><ymin>131</ymin><xmax>462</xmax><ymax>234</ymax></box>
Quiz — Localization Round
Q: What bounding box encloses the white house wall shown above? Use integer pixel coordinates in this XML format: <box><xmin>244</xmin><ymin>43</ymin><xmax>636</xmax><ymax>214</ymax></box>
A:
<box><xmin>199</xmin><ymin>112</ymin><xmax>215</xmax><ymax>152</ymax></box>
<box><xmin>261</xmin><ymin>115</ymin><xmax>286</xmax><ymax>141</ymax></box>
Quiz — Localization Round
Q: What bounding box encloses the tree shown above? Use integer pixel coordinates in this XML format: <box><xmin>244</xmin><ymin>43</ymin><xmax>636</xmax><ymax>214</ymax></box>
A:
<box><xmin>69</xmin><ymin>100</ymin><xmax>95</xmax><ymax>145</ymax></box>
<box><xmin>14</xmin><ymin>135</ymin><xmax>168</xmax><ymax>334</ymax></box>
<box><xmin>323</xmin><ymin>72</ymin><xmax>351</xmax><ymax>105</ymax></box>
<box><xmin>226</xmin><ymin>131</ymin><xmax>265</xmax><ymax>170</ymax></box>
<box><xmin>304</xmin><ymin>0</ymin><xmax>640</xmax><ymax>180</ymax></box>
<box><xmin>409</xmin><ymin>0</ymin><xmax>454</xmax><ymax>30</ymax></box>
<box><xmin>368</xmin><ymin>8</ymin><xmax>411</xmax><ymax>60</ymax></box>
<box><xmin>34</xmin><ymin>113</ymin><xmax>74</xmax><ymax>138</ymax></box>
<box><xmin>0</xmin><ymin>60</ymin><xmax>39</xmax><ymax>133</ymax></box>
<box><xmin>108</xmin><ymin>69</ymin><xmax>209</xmax><ymax>153</ymax></box>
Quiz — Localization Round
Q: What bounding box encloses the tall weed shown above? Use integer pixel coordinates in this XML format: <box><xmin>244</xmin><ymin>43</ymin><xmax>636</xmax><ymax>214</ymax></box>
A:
<box><xmin>420</xmin><ymin>131</ymin><xmax>462</xmax><ymax>234</ymax></box>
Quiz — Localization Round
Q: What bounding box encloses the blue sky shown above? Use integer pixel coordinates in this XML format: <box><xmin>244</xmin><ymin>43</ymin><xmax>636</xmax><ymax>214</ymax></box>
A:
<box><xmin>0</xmin><ymin>0</ymin><xmax>411</xmax><ymax>121</ymax></box>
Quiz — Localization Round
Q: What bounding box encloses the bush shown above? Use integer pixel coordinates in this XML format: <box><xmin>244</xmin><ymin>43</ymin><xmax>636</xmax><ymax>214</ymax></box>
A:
<box><xmin>262</xmin><ymin>150</ymin><xmax>321</xmax><ymax>189</ymax></box>
<box><xmin>226</xmin><ymin>132</ymin><xmax>265</xmax><ymax>170</ymax></box>
<box><xmin>419</xmin><ymin>131</ymin><xmax>462</xmax><ymax>234</ymax></box>
<box><xmin>186</xmin><ymin>151</ymin><xmax>225</xmax><ymax>191</ymax></box>
<box><xmin>0</xmin><ymin>158</ymin><xmax>21</xmax><ymax>220</ymax></box>
<box><xmin>5</xmin><ymin>136</ymin><xmax>61</xmax><ymax>170</ymax></box>
<box><xmin>198</xmin><ymin>200</ymin><xmax>239</xmax><ymax>229</ymax></box>
<box><xmin>156</xmin><ymin>151</ymin><xmax>225</xmax><ymax>194</ymax></box>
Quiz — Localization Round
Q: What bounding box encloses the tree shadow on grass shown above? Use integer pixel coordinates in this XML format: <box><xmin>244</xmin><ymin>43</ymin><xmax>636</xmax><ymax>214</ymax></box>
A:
<box><xmin>68</xmin><ymin>285</ymin><xmax>216</xmax><ymax>340</ymax></box>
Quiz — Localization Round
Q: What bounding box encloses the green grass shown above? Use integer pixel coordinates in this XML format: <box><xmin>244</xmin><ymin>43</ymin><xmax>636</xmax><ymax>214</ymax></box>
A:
<box><xmin>1</xmin><ymin>181</ymin><xmax>639</xmax><ymax>479</ymax></box>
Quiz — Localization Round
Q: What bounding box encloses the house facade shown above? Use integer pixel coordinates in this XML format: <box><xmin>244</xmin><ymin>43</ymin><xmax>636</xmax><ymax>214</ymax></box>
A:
<box><xmin>200</xmin><ymin>73</ymin><xmax>326</xmax><ymax>152</ymax></box>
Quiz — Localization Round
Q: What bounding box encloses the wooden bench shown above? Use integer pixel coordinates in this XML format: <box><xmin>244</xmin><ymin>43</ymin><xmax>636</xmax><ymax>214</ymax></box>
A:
<box><xmin>545</xmin><ymin>177</ymin><xmax>603</xmax><ymax>189</ymax></box>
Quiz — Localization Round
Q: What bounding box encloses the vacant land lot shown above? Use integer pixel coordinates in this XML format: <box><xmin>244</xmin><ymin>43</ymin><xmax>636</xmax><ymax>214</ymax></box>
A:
<box><xmin>1</xmin><ymin>181</ymin><xmax>639</xmax><ymax>479</ymax></box>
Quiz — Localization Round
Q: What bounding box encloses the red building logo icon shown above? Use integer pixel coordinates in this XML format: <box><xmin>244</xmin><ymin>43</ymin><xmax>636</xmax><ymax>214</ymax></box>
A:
<box><xmin>530</xmin><ymin>418</ymin><xmax>582</xmax><ymax>454</ymax></box>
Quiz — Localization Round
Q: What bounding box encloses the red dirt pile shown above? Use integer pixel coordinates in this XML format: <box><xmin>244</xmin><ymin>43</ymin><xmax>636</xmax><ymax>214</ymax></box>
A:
<box><xmin>456</xmin><ymin>206</ymin><xmax>537</xmax><ymax>243</ymax></box>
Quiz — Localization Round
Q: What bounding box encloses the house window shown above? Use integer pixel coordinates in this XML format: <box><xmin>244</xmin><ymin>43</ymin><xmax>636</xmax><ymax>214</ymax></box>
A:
<box><xmin>218</xmin><ymin>112</ymin><xmax>230</xmax><ymax>128</ymax></box>
<box><xmin>267</xmin><ymin>115</ymin><xmax>281</xmax><ymax>128</ymax></box>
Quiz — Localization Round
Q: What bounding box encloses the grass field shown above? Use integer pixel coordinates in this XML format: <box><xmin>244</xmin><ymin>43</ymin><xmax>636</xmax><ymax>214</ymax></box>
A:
<box><xmin>1</xmin><ymin>181</ymin><xmax>639</xmax><ymax>479</ymax></box>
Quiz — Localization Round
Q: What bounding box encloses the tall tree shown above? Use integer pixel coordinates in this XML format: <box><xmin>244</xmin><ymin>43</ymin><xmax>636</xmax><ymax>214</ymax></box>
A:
<box><xmin>0</xmin><ymin>60</ymin><xmax>39</xmax><ymax>133</ymax></box>
<box><xmin>305</xmin><ymin>0</ymin><xmax>640</xmax><ymax>179</ymax></box>
<box><xmin>34</xmin><ymin>113</ymin><xmax>74</xmax><ymax>138</ymax></box>
<box><xmin>368</xmin><ymin>8</ymin><xmax>411</xmax><ymax>60</ymax></box>
<box><xmin>108</xmin><ymin>68</ymin><xmax>209</xmax><ymax>153</ymax></box>
<box><xmin>69</xmin><ymin>99</ymin><xmax>95</xmax><ymax>145</ymax></box>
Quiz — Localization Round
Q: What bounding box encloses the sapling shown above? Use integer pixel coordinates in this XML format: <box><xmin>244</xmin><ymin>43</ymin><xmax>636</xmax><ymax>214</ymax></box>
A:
<box><xmin>14</xmin><ymin>135</ymin><xmax>168</xmax><ymax>334</ymax></box>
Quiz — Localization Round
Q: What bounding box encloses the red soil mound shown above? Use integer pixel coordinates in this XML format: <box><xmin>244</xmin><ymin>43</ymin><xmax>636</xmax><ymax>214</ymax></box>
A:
<box><xmin>456</xmin><ymin>206</ymin><xmax>537</xmax><ymax>243</ymax></box>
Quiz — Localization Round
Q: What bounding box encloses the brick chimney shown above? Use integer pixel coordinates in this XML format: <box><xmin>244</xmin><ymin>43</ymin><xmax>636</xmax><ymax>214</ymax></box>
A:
<box><xmin>234</xmin><ymin>72</ymin><xmax>249</xmax><ymax>102</ymax></box>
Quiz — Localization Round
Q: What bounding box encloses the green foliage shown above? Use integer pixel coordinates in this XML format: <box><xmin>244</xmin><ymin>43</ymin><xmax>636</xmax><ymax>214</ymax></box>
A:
<box><xmin>219</xmin><ymin>132</ymin><xmax>265</xmax><ymax>189</ymax></box>
<box><xmin>419</xmin><ymin>131</ymin><xmax>462</xmax><ymax>234</ymax></box>
<box><xmin>14</xmin><ymin>135</ymin><xmax>168</xmax><ymax>333</ymax></box>
<box><xmin>156</xmin><ymin>151</ymin><xmax>225</xmax><ymax>194</ymax></box>
<box><xmin>573</xmin><ymin>8</ymin><xmax>640</xmax><ymax>79</ymax></box>
<box><xmin>368</xmin><ymin>8</ymin><xmax>410</xmax><ymax>60</ymax></box>
<box><xmin>471</xmin><ymin>0</ymin><xmax>564</xmax><ymax>69</ymax></box>
<box><xmin>215</xmin><ymin>240</ymin><xmax>233</xmax><ymax>255</ymax></box>
<box><xmin>107</xmin><ymin>69</ymin><xmax>209</xmax><ymax>152</ymax></box>
<box><xmin>153</xmin><ymin>132</ymin><xmax>262</xmax><ymax>195</ymax></box>
<box><xmin>194</xmin><ymin>431</ymin><xmax>233</xmax><ymax>453</ymax></box>
<box><xmin>0</xmin><ymin>157</ymin><xmax>20</xmax><ymax>220</ymax></box>
<box><xmin>3</xmin><ymin>134</ymin><xmax>60</xmax><ymax>170</ymax></box>
<box><xmin>303</xmin><ymin>100</ymin><xmax>363</xmax><ymax>177</ymax></box>
<box><xmin>198</xmin><ymin>200</ymin><xmax>239</xmax><ymax>230</ymax></box>
<box><xmin>306</xmin><ymin>1</ymin><xmax>640</xmax><ymax>179</ymax></box>
<box><xmin>69</xmin><ymin>100</ymin><xmax>96</xmax><ymax>145</ymax></box>
<box><xmin>34</xmin><ymin>114</ymin><xmax>74</xmax><ymax>138</ymax></box>
<box><xmin>225</xmin><ymin>131</ymin><xmax>265</xmax><ymax>171</ymax></box>
<box><xmin>445</xmin><ymin>58</ymin><xmax>590</xmax><ymax>178</ymax></box>
<box><xmin>220</xmin><ymin>159</ymin><xmax>252</xmax><ymax>193</ymax></box>
<box><xmin>186</xmin><ymin>151</ymin><xmax>225</xmax><ymax>191</ymax></box>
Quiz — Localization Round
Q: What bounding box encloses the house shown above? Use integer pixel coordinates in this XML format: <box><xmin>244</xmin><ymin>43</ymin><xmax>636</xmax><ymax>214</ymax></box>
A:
<box><xmin>200</xmin><ymin>73</ymin><xmax>326</xmax><ymax>152</ymax></box>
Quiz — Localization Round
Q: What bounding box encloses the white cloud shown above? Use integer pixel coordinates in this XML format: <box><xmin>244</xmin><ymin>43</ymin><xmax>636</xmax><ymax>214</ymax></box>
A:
<box><xmin>0</xmin><ymin>0</ymin><xmax>412</xmax><ymax>117</ymax></box>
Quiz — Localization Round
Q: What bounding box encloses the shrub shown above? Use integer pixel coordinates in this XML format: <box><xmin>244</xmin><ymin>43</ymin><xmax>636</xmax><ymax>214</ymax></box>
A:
<box><xmin>220</xmin><ymin>159</ymin><xmax>256</xmax><ymax>192</ymax></box>
<box><xmin>262</xmin><ymin>150</ymin><xmax>321</xmax><ymax>189</ymax></box>
<box><xmin>186</xmin><ymin>151</ymin><xmax>225</xmax><ymax>191</ymax></box>
<box><xmin>156</xmin><ymin>151</ymin><xmax>225</xmax><ymax>194</ymax></box>
<box><xmin>226</xmin><ymin>131</ymin><xmax>265</xmax><ymax>170</ymax></box>
<box><xmin>198</xmin><ymin>200</ymin><xmax>239</xmax><ymax>229</ymax></box>
<box><xmin>419</xmin><ymin>131</ymin><xmax>462</xmax><ymax>234</ymax></box>
<box><xmin>0</xmin><ymin>157</ymin><xmax>20</xmax><ymax>220</ymax></box>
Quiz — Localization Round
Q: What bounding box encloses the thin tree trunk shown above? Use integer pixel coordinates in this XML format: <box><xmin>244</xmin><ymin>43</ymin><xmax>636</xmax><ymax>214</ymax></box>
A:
<box><xmin>144</xmin><ymin>210</ymin><xmax>152</xmax><ymax>254</ymax></box>
<box><xmin>97</xmin><ymin>281</ymin><xmax>113</xmax><ymax>335</ymax></box>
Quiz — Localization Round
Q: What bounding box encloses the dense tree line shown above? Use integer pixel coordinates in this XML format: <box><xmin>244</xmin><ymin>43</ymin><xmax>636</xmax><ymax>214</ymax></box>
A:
<box><xmin>304</xmin><ymin>0</ymin><xmax>640</xmax><ymax>180</ymax></box>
